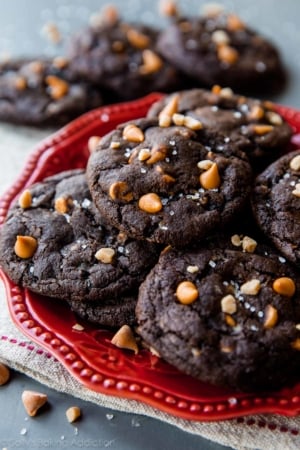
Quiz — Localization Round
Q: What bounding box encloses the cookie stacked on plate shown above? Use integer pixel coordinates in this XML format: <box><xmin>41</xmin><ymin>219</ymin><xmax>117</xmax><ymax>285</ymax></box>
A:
<box><xmin>2</xmin><ymin>85</ymin><xmax>300</xmax><ymax>392</ymax></box>
<box><xmin>0</xmin><ymin>2</ymin><xmax>286</xmax><ymax>126</ymax></box>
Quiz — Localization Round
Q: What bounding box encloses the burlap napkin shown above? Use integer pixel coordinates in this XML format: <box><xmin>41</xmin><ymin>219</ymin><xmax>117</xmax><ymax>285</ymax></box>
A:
<box><xmin>0</xmin><ymin>123</ymin><xmax>300</xmax><ymax>450</ymax></box>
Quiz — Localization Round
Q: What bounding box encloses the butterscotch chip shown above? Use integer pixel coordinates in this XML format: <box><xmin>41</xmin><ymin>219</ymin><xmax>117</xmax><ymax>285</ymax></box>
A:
<box><xmin>172</xmin><ymin>113</ymin><xmax>185</xmax><ymax>126</ymax></box>
<box><xmin>127</xmin><ymin>28</ymin><xmax>150</xmax><ymax>49</ymax></box>
<box><xmin>138</xmin><ymin>148</ymin><xmax>151</xmax><ymax>161</ymax></box>
<box><xmin>14</xmin><ymin>236</ymin><xmax>37</xmax><ymax>259</ymax></box>
<box><xmin>248</xmin><ymin>105</ymin><xmax>264</xmax><ymax>120</ymax></box>
<box><xmin>186</xmin><ymin>265</ymin><xmax>199</xmax><ymax>273</ymax></box>
<box><xmin>52</xmin><ymin>56</ymin><xmax>69</xmax><ymax>69</ymax></box>
<box><xmin>55</xmin><ymin>197</ymin><xmax>73</xmax><ymax>214</ymax></box>
<box><xmin>291</xmin><ymin>339</ymin><xmax>300</xmax><ymax>351</ymax></box>
<box><xmin>225</xmin><ymin>314</ymin><xmax>236</xmax><ymax>327</ymax></box>
<box><xmin>252</xmin><ymin>124</ymin><xmax>274</xmax><ymax>135</ymax></box>
<box><xmin>220</xmin><ymin>344</ymin><xmax>233</xmax><ymax>353</ymax></box>
<box><xmin>88</xmin><ymin>136</ymin><xmax>101</xmax><ymax>153</ymax></box>
<box><xmin>184</xmin><ymin>116</ymin><xmax>203</xmax><ymax>130</ymax></box>
<box><xmin>138</xmin><ymin>193</ymin><xmax>162</xmax><ymax>213</ymax></box>
<box><xmin>273</xmin><ymin>277</ymin><xmax>296</xmax><ymax>297</ymax></box>
<box><xmin>111</xmin><ymin>325</ymin><xmax>139</xmax><ymax>354</ymax></box>
<box><xmin>176</xmin><ymin>281</ymin><xmax>198</xmax><ymax>305</ymax></box>
<box><xmin>100</xmin><ymin>4</ymin><xmax>119</xmax><ymax>25</ymax></box>
<box><xmin>217</xmin><ymin>45</ymin><xmax>239</xmax><ymax>65</ymax></box>
<box><xmin>162</xmin><ymin>173</ymin><xmax>176</xmax><ymax>184</ymax></box>
<box><xmin>139</xmin><ymin>50</ymin><xmax>163</xmax><ymax>75</ymax></box>
<box><xmin>22</xmin><ymin>390</ymin><xmax>48</xmax><ymax>417</ymax></box>
<box><xmin>28</xmin><ymin>61</ymin><xmax>44</xmax><ymax>74</ymax></box>
<box><xmin>231</xmin><ymin>234</ymin><xmax>241</xmax><ymax>247</ymax></box>
<box><xmin>109</xmin><ymin>181</ymin><xmax>133</xmax><ymax>202</ymax></box>
<box><xmin>290</xmin><ymin>155</ymin><xmax>300</xmax><ymax>172</ymax></box>
<box><xmin>211</xmin><ymin>30</ymin><xmax>230</xmax><ymax>46</ymax></box>
<box><xmin>66</xmin><ymin>406</ymin><xmax>81</xmax><ymax>423</ymax></box>
<box><xmin>265</xmin><ymin>111</ymin><xmax>283</xmax><ymax>126</ymax></box>
<box><xmin>220</xmin><ymin>294</ymin><xmax>237</xmax><ymax>314</ymax></box>
<box><xmin>111</xmin><ymin>40</ymin><xmax>125</xmax><ymax>52</ymax></box>
<box><xmin>197</xmin><ymin>160</ymin><xmax>214</xmax><ymax>171</ymax></box>
<box><xmin>227</xmin><ymin>14</ymin><xmax>245</xmax><ymax>31</ymax></box>
<box><xmin>14</xmin><ymin>76</ymin><xmax>27</xmax><ymax>91</ymax></box>
<box><xmin>158</xmin><ymin>95</ymin><xmax>179</xmax><ymax>127</ymax></box>
<box><xmin>292</xmin><ymin>184</ymin><xmax>300</xmax><ymax>198</ymax></box>
<box><xmin>202</xmin><ymin>3</ymin><xmax>224</xmax><ymax>16</ymax></box>
<box><xmin>199</xmin><ymin>162</ymin><xmax>221</xmax><ymax>190</ymax></box>
<box><xmin>158</xmin><ymin>113</ymin><xmax>172</xmax><ymax>127</ymax></box>
<box><xmin>0</xmin><ymin>362</ymin><xmax>10</xmax><ymax>385</ymax></box>
<box><xmin>123</xmin><ymin>124</ymin><xmax>144</xmax><ymax>143</ymax></box>
<box><xmin>191</xmin><ymin>347</ymin><xmax>202</xmax><ymax>357</ymax></box>
<box><xmin>146</xmin><ymin>146</ymin><xmax>168</xmax><ymax>165</ymax></box>
<box><xmin>263</xmin><ymin>304</ymin><xmax>278</xmax><ymax>328</ymax></box>
<box><xmin>42</xmin><ymin>22</ymin><xmax>61</xmax><ymax>44</ymax></box>
<box><xmin>242</xmin><ymin>236</ymin><xmax>257</xmax><ymax>253</ymax></box>
<box><xmin>219</xmin><ymin>87</ymin><xmax>234</xmax><ymax>98</ymax></box>
<box><xmin>45</xmin><ymin>75</ymin><xmax>69</xmax><ymax>100</ymax></box>
<box><xmin>172</xmin><ymin>113</ymin><xmax>203</xmax><ymax>130</ymax></box>
<box><xmin>110</xmin><ymin>141</ymin><xmax>121</xmax><ymax>149</ymax></box>
<box><xmin>95</xmin><ymin>247</ymin><xmax>115</xmax><ymax>264</ymax></box>
<box><xmin>211</xmin><ymin>84</ymin><xmax>221</xmax><ymax>94</ymax></box>
<box><xmin>240</xmin><ymin>279</ymin><xmax>261</xmax><ymax>295</ymax></box>
<box><xmin>159</xmin><ymin>0</ymin><xmax>178</xmax><ymax>17</ymax></box>
<box><xmin>19</xmin><ymin>190</ymin><xmax>32</xmax><ymax>209</ymax></box>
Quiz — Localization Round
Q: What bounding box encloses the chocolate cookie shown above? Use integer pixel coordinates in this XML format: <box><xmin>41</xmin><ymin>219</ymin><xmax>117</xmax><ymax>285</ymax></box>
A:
<box><xmin>136</xmin><ymin>238</ymin><xmax>300</xmax><ymax>391</ymax></box>
<box><xmin>148</xmin><ymin>88</ymin><xmax>292</xmax><ymax>165</ymax></box>
<box><xmin>0</xmin><ymin>58</ymin><xmax>103</xmax><ymax>126</ymax></box>
<box><xmin>252</xmin><ymin>150</ymin><xmax>300</xmax><ymax>266</ymax></box>
<box><xmin>0</xmin><ymin>170</ymin><xmax>160</xmax><ymax>326</ymax></box>
<box><xmin>67</xmin><ymin>294</ymin><xmax>137</xmax><ymax>328</ymax></box>
<box><xmin>67</xmin><ymin>5</ymin><xmax>180</xmax><ymax>101</ymax></box>
<box><xmin>157</xmin><ymin>10</ymin><xmax>285</xmax><ymax>94</ymax></box>
<box><xmin>87</xmin><ymin>117</ymin><xmax>252</xmax><ymax>247</ymax></box>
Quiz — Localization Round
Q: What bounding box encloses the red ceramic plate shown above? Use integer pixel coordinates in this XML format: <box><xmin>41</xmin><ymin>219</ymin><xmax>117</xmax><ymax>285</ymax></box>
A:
<box><xmin>1</xmin><ymin>93</ymin><xmax>300</xmax><ymax>421</ymax></box>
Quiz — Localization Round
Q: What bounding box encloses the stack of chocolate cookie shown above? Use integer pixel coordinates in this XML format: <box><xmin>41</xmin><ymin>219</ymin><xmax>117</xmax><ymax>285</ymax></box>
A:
<box><xmin>2</xmin><ymin>85</ymin><xmax>300</xmax><ymax>393</ymax></box>
<box><xmin>0</xmin><ymin>2</ymin><xmax>286</xmax><ymax>126</ymax></box>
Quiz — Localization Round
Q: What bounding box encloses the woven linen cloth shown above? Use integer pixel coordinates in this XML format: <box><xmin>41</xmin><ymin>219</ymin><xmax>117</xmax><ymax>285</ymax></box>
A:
<box><xmin>0</xmin><ymin>123</ymin><xmax>300</xmax><ymax>450</ymax></box>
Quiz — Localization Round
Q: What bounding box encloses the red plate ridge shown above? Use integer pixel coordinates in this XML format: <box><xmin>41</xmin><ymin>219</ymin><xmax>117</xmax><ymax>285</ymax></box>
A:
<box><xmin>1</xmin><ymin>94</ymin><xmax>300</xmax><ymax>421</ymax></box>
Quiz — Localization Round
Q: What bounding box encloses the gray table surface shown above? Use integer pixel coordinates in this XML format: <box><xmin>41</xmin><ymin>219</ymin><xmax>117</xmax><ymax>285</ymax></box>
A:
<box><xmin>0</xmin><ymin>1</ymin><xmax>299</xmax><ymax>449</ymax></box>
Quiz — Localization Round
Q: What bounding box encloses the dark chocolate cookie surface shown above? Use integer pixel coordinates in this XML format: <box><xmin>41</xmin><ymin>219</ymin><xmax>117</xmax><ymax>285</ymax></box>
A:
<box><xmin>157</xmin><ymin>11</ymin><xmax>285</xmax><ymax>94</ymax></box>
<box><xmin>87</xmin><ymin>117</ymin><xmax>252</xmax><ymax>247</ymax></box>
<box><xmin>0</xmin><ymin>58</ymin><xmax>103</xmax><ymax>126</ymax></box>
<box><xmin>148</xmin><ymin>88</ymin><xmax>292</xmax><ymax>165</ymax></box>
<box><xmin>252</xmin><ymin>150</ymin><xmax>300</xmax><ymax>266</ymax></box>
<box><xmin>67</xmin><ymin>7</ymin><xmax>180</xmax><ymax>101</ymax></box>
<box><xmin>136</xmin><ymin>238</ymin><xmax>300</xmax><ymax>391</ymax></box>
<box><xmin>67</xmin><ymin>294</ymin><xmax>137</xmax><ymax>328</ymax></box>
<box><xmin>0</xmin><ymin>170</ymin><xmax>160</xmax><ymax>327</ymax></box>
